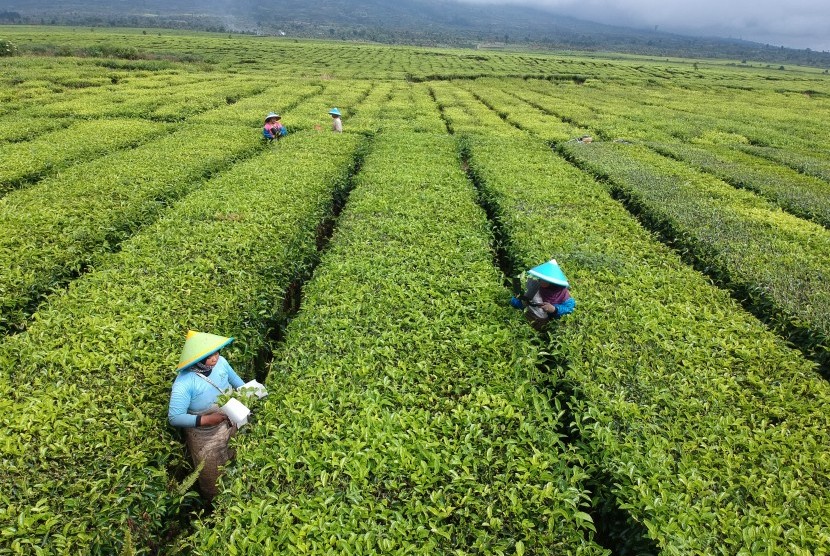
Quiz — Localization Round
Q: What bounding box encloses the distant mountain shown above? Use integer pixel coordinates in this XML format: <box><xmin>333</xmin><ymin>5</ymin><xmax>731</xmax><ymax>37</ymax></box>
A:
<box><xmin>1</xmin><ymin>0</ymin><xmax>828</xmax><ymax>67</ymax></box>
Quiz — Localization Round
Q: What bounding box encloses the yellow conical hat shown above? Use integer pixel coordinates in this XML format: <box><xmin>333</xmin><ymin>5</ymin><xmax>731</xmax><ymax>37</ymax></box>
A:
<box><xmin>176</xmin><ymin>330</ymin><xmax>234</xmax><ymax>371</ymax></box>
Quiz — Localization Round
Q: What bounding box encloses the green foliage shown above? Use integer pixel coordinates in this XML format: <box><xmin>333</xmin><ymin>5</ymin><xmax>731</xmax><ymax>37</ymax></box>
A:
<box><xmin>651</xmin><ymin>141</ymin><xmax>830</xmax><ymax>229</ymax></box>
<box><xmin>30</xmin><ymin>77</ymin><xmax>265</xmax><ymax>121</ymax></box>
<box><xmin>189</xmin><ymin>132</ymin><xmax>607</xmax><ymax>554</ymax></box>
<box><xmin>0</xmin><ymin>119</ymin><xmax>168</xmax><ymax>196</ymax></box>
<box><xmin>0</xmin><ymin>124</ymin><xmax>262</xmax><ymax>334</ymax></box>
<box><xmin>561</xmin><ymin>141</ymin><xmax>830</xmax><ymax>368</ymax></box>
<box><xmin>0</xmin><ymin>77</ymin><xmax>340</xmax><ymax>334</ymax></box>
<box><xmin>516</xmin><ymin>77</ymin><xmax>830</xmax><ymax>154</ymax></box>
<box><xmin>429</xmin><ymin>81</ymin><xmax>524</xmax><ymax>138</ymax></box>
<box><xmin>456</xmin><ymin>78</ymin><xmax>588</xmax><ymax>143</ymax></box>
<box><xmin>741</xmin><ymin>144</ymin><xmax>830</xmax><ymax>183</ymax></box>
<box><xmin>176</xmin><ymin>460</ymin><xmax>205</xmax><ymax>497</ymax></box>
<box><xmin>0</xmin><ymin>38</ymin><xmax>17</xmax><ymax>56</ymax></box>
<box><xmin>121</xmin><ymin>528</ymin><xmax>135</xmax><ymax>556</ymax></box>
<box><xmin>464</xmin><ymin>133</ymin><xmax>830</xmax><ymax>553</ymax></box>
<box><xmin>1</xmin><ymin>26</ymin><xmax>830</xmax><ymax>555</ymax></box>
<box><xmin>0</xmin><ymin>132</ymin><xmax>364</xmax><ymax>553</ymax></box>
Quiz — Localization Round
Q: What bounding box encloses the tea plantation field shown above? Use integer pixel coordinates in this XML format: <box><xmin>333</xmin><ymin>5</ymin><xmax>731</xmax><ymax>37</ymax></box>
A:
<box><xmin>1</xmin><ymin>26</ymin><xmax>830</xmax><ymax>555</ymax></box>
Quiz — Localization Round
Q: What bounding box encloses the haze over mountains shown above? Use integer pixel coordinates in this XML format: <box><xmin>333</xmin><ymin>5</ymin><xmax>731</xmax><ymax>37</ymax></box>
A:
<box><xmin>1</xmin><ymin>0</ymin><xmax>828</xmax><ymax>67</ymax></box>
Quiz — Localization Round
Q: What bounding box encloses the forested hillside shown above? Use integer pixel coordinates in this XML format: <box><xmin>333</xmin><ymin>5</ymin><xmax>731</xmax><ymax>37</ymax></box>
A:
<box><xmin>1</xmin><ymin>0</ymin><xmax>828</xmax><ymax>66</ymax></box>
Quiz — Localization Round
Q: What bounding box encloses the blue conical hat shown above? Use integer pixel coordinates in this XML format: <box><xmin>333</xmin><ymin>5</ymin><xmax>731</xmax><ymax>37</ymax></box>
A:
<box><xmin>328</xmin><ymin>107</ymin><xmax>341</xmax><ymax>116</ymax></box>
<box><xmin>528</xmin><ymin>259</ymin><xmax>569</xmax><ymax>287</ymax></box>
<box><xmin>176</xmin><ymin>330</ymin><xmax>234</xmax><ymax>372</ymax></box>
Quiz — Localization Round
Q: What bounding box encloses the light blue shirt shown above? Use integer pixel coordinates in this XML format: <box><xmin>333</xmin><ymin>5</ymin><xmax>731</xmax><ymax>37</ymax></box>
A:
<box><xmin>168</xmin><ymin>356</ymin><xmax>244</xmax><ymax>428</ymax></box>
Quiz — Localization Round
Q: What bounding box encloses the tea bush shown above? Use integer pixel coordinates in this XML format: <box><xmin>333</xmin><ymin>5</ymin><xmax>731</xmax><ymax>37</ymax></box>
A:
<box><xmin>560</xmin><ymin>141</ymin><xmax>830</xmax><ymax>369</ymax></box>
<box><xmin>190</xmin><ymin>132</ymin><xmax>608</xmax><ymax>554</ymax></box>
<box><xmin>0</xmin><ymin>132</ymin><xmax>365</xmax><ymax>553</ymax></box>
<box><xmin>465</xmin><ymin>134</ymin><xmax>830</xmax><ymax>553</ymax></box>
<box><xmin>0</xmin><ymin>39</ymin><xmax>17</xmax><ymax>57</ymax></box>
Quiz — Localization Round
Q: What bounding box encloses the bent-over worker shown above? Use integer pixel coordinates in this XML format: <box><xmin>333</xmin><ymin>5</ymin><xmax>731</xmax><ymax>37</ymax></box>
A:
<box><xmin>263</xmin><ymin>112</ymin><xmax>286</xmax><ymax>141</ymax></box>
<box><xmin>329</xmin><ymin>107</ymin><xmax>343</xmax><ymax>133</ymax></box>
<box><xmin>168</xmin><ymin>330</ymin><xmax>244</xmax><ymax>501</ymax></box>
<box><xmin>510</xmin><ymin>259</ymin><xmax>575</xmax><ymax>330</ymax></box>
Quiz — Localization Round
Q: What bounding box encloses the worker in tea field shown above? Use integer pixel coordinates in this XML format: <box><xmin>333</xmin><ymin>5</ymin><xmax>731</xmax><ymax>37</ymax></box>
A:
<box><xmin>168</xmin><ymin>330</ymin><xmax>245</xmax><ymax>502</ymax></box>
<box><xmin>262</xmin><ymin>112</ymin><xmax>286</xmax><ymax>141</ymax></box>
<box><xmin>510</xmin><ymin>259</ymin><xmax>575</xmax><ymax>330</ymax></box>
<box><xmin>329</xmin><ymin>107</ymin><xmax>343</xmax><ymax>132</ymax></box>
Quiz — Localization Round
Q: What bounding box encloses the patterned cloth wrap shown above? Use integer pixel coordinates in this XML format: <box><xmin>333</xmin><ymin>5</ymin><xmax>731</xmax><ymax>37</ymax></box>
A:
<box><xmin>183</xmin><ymin>406</ymin><xmax>237</xmax><ymax>501</ymax></box>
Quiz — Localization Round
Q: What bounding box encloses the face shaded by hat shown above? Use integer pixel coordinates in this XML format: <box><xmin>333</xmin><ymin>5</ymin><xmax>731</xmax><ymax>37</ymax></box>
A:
<box><xmin>528</xmin><ymin>259</ymin><xmax>569</xmax><ymax>288</ymax></box>
<box><xmin>176</xmin><ymin>330</ymin><xmax>235</xmax><ymax>372</ymax></box>
<box><xmin>265</xmin><ymin>112</ymin><xmax>281</xmax><ymax>123</ymax></box>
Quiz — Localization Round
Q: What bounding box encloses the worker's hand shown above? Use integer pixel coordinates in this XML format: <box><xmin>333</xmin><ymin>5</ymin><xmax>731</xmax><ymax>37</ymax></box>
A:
<box><xmin>201</xmin><ymin>413</ymin><xmax>229</xmax><ymax>427</ymax></box>
<box><xmin>541</xmin><ymin>303</ymin><xmax>556</xmax><ymax>314</ymax></box>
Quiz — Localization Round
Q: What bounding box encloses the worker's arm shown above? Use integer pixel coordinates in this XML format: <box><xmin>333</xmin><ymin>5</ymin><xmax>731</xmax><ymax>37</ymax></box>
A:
<box><xmin>541</xmin><ymin>303</ymin><xmax>557</xmax><ymax>316</ymax></box>
<box><xmin>168</xmin><ymin>378</ymin><xmax>198</xmax><ymax>428</ymax></box>
<box><xmin>227</xmin><ymin>365</ymin><xmax>245</xmax><ymax>389</ymax></box>
<box><xmin>199</xmin><ymin>413</ymin><xmax>229</xmax><ymax>426</ymax></box>
<box><xmin>542</xmin><ymin>298</ymin><xmax>575</xmax><ymax>319</ymax></box>
<box><xmin>555</xmin><ymin>297</ymin><xmax>575</xmax><ymax>317</ymax></box>
<box><xmin>168</xmin><ymin>380</ymin><xmax>229</xmax><ymax>427</ymax></box>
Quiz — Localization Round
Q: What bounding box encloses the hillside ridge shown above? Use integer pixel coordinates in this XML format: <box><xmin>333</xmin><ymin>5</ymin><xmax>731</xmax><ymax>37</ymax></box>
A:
<box><xmin>1</xmin><ymin>0</ymin><xmax>828</xmax><ymax>67</ymax></box>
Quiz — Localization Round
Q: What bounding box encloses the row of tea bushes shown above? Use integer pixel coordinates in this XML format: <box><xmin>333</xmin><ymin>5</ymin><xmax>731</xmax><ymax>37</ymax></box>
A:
<box><xmin>369</xmin><ymin>82</ymin><xmax>447</xmax><ymax>133</ymax></box>
<box><xmin>339</xmin><ymin>81</ymin><xmax>395</xmax><ymax>134</ymax></box>
<box><xmin>1</xmin><ymin>56</ymin><xmax>204</xmax><ymax>111</ymax></box>
<box><xmin>463</xmin><ymin>134</ymin><xmax>830</xmax><ymax>554</ymax></box>
<box><xmin>470</xmin><ymin>79</ymin><xmax>641</xmax><ymax>143</ymax></box>
<box><xmin>0</xmin><ymin>124</ymin><xmax>263</xmax><ymax>335</ymax></box>
<box><xmin>445</xmin><ymin>79</ymin><xmax>830</xmax><ymax>364</ymax></box>
<box><xmin>0</xmin><ymin>71</ymin><xmax>258</xmax><ymax>145</ymax></box>
<box><xmin>612</xmin><ymin>83</ymin><xmax>830</xmax><ymax>153</ymax></box>
<box><xmin>0</xmin><ymin>82</ymin><xmax>341</xmax><ymax>335</ymax></box>
<box><xmin>428</xmin><ymin>81</ymin><xmax>524</xmax><ymax>138</ymax></box>
<box><xmin>443</xmin><ymin>78</ymin><xmax>830</xmax><ymax>219</ymax></box>
<box><xmin>187</xmin><ymin>82</ymin><xmax>325</xmax><ymax>127</ymax></box>
<box><xmin>526</xmin><ymin>79</ymin><xmax>829</xmax><ymax>153</ymax></box>
<box><xmin>455</xmin><ymin>79</ymin><xmax>584</xmax><ymax>143</ymax></box>
<box><xmin>506</xmin><ymin>81</ymin><xmax>677</xmax><ymax>143</ymax></box>
<box><xmin>0</xmin><ymin>131</ymin><xmax>366</xmax><ymax>554</ymax></box>
<box><xmin>286</xmin><ymin>79</ymin><xmax>375</xmax><ymax>132</ymax></box>
<box><xmin>741</xmin><ymin>144</ymin><xmax>830</xmax><ymax>184</ymax></box>
<box><xmin>188</xmin><ymin>132</ymin><xmax>608</xmax><ymax>555</ymax></box>
<box><xmin>1</xmin><ymin>67</ymin><xmax>123</xmax><ymax>115</ymax></box>
<box><xmin>488</xmin><ymin>77</ymin><xmax>830</xmax><ymax>226</ymax></box>
<box><xmin>651</xmin><ymin>141</ymin><xmax>830</xmax><ymax>229</ymax></box>
<box><xmin>148</xmin><ymin>80</ymin><xmax>267</xmax><ymax>123</ymax></box>
<box><xmin>0</xmin><ymin>118</ymin><xmax>169</xmax><ymax>196</ymax></box>
<box><xmin>346</xmin><ymin>81</ymin><xmax>452</xmax><ymax>136</ymax></box>
<box><xmin>560</xmin><ymin>141</ymin><xmax>830</xmax><ymax>370</ymax></box>
<box><xmin>3</xmin><ymin>69</ymin><xmax>224</xmax><ymax>116</ymax></box>
<box><xmin>19</xmin><ymin>76</ymin><xmax>263</xmax><ymax>122</ymax></box>
<box><xmin>515</xmin><ymin>79</ymin><xmax>830</xmax><ymax>193</ymax></box>
<box><xmin>0</xmin><ymin>114</ymin><xmax>73</xmax><ymax>143</ymax></box>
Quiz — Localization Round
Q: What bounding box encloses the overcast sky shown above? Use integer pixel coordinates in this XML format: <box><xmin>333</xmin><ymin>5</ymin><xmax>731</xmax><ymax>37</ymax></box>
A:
<box><xmin>458</xmin><ymin>0</ymin><xmax>830</xmax><ymax>52</ymax></box>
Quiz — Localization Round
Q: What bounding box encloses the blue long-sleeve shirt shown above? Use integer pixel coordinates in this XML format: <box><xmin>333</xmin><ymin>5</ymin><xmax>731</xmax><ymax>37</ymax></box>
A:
<box><xmin>551</xmin><ymin>296</ymin><xmax>575</xmax><ymax>318</ymax></box>
<box><xmin>168</xmin><ymin>356</ymin><xmax>244</xmax><ymax>428</ymax></box>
